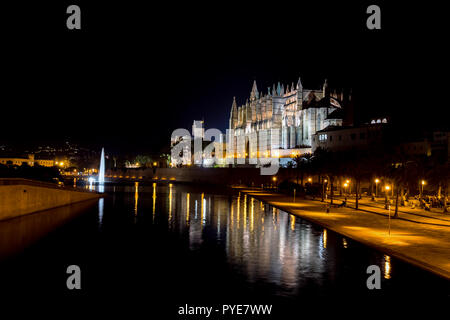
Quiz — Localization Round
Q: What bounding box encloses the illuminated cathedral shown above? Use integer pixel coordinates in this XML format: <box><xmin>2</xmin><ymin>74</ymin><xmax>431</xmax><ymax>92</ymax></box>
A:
<box><xmin>228</xmin><ymin>77</ymin><xmax>349</xmax><ymax>163</ymax></box>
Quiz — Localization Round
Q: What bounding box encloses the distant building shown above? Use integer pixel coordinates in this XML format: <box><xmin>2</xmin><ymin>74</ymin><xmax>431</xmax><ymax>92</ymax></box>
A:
<box><xmin>0</xmin><ymin>154</ymin><xmax>55</xmax><ymax>167</ymax></box>
<box><xmin>312</xmin><ymin>123</ymin><xmax>387</xmax><ymax>153</ymax></box>
<box><xmin>312</xmin><ymin>122</ymin><xmax>449</xmax><ymax>161</ymax></box>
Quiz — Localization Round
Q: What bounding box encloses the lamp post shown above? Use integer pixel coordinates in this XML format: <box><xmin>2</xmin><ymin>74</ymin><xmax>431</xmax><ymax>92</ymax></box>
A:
<box><xmin>385</xmin><ymin>185</ymin><xmax>390</xmax><ymax>210</ymax></box>
<box><xmin>343</xmin><ymin>182</ymin><xmax>348</xmax><ymax>202</ymax></box>
<box><xmin>388</xmin><ymin>201</ymin><xmax>391</xmax><ymax>236</ymax></box>
<box><xmin>420</xmin><ymin>180</ymin><xmax>425</xmax><ymax>199</ymax></box>
<box><xmin>375</xmin><ymin>178</ymin><xmax>380</xmax><ymax>198</ymax></box>
<box><xmin>272</xmin><ymin>176</ymin><xmax>277</xmax><ymax>190</ymax></box>
<box><xmin>322</xmin><ymin>178</ymin><xmax>328</xmax><ymax>202</ymax></box>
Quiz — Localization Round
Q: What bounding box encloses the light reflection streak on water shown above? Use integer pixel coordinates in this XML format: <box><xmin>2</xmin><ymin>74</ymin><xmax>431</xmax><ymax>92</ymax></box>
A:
<box><xmin>152</xmin><ymin>183</ymin><xmax>156</xmax><ymax>218</ymax></box>
<box><xmin>98</xmin><ymin>198</ymin><xmax>104</xmax><ymax>226</ymax></box>
<box><xmin>384</xmin><ymin>255</ymin><xmax>392</xmax><ymax>279</ymax></box>
<box><xmin>237</xmin><ymin>195</ymin><xmax>240</xmax><ymax>227</ymax></box>
<box><xmin>186</xmin><ymin>193</ymin><xmax>190</xmax><ymax>223</ymax></box>
<box><xmin>195</xmin><ymin>200</ymin><xmax>198</xmax><ymax>220</ymax></box>
<box><xmin>250</xmin><ymin>198</ymin><xmax>254</xmax><ymax>232</ymax></box>
<box><xmin>243</xmin><ymin>195</ymin><xmax>247</xmax><ymax>231</ymax></box>
<box><xmin>169</xmin><ymin>184</ymin><xmax>173</xmax><ymax>221</ymax></box>
<box><xmin>134</xmin><ymin>182</ymin><xmax>139</xmax><ymax>216</ymax></box>
<box><xmin>230</xmin><ymin>202</ymin><xmax>234</xmax><ymax>227</ymax></box>
<box><xmin>201</xmin><ymin>193</ymin><xmax>206</xmax><ymax>226</ymax></box>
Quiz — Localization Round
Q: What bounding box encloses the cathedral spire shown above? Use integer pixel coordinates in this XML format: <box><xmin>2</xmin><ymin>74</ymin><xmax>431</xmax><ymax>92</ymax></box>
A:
<box><xmin>276</xmin><ymin>82</ymin><xmax>281</xmax><ymax>96</ymax></box>
<box><xmin>230</xmin><ymin>98</ymin><xmax>239</xmax><ymax>129</ymax></box>
<box><xmin>323</xmin><ymin>78</ymin><xmax>328</xmax><ymax>97</ymax></box>
<box><xmin>250</xmin><ymin>80</ymin><xmax>259</xmax><ymax>100</ymax></box>
<box><xmin>297</xmin><ymin>77</ymin><xmax>303</xmax><ymax>90</ymax></box>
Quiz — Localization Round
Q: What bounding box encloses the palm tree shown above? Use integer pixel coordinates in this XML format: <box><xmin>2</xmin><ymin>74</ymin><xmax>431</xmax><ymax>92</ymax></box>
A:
<box><xmin>292</xmin><ymin>153</ymin><xmax>312</xmax><ymax>186</ymax></box>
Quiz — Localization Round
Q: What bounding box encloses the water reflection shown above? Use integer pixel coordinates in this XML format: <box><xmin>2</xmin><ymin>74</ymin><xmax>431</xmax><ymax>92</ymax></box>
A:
<box><xmin>0</xmin><ymin>199</ymin><xmax>98</xmax><ymax>261</ymax></box>
<box><xmin>147</xmin><ymin>189</ymin><xmax>333</xmax><ymax>291</ymax></box>
<box><xmin>168</xmin><ymin>184</ymin><xmax>173</xmax><ymax>221</ymax></box>
<box><xmin>134</xmin><ymin>182</ymin><xmax>139</xmax><ymax>216</ymax></box>
<box><xmin>98</xmin><ymin>198</ymin><xmax>104</xmax><ymax>226</ymax></box>
<box><xmin>152</xmin><ymin>183</ymin><xmax>156</xmax><ymax>217</ymax></box>
<box><xmin>2</xmin><ymin>184</ymin><xmax>446</xmax><ymax>300</ymax></box>
<box><xmin>384</xmin><ymin>255</ymin><xmax>392</xmax><ymax>279</ymax></box>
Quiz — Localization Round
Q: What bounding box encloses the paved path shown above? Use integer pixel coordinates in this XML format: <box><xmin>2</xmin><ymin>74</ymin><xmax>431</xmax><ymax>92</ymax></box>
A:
<box><xmin>235</xmin><ymin>187</ymin><xmax>450</xmax><ymax>280</ymax></box>
<box><xmin>331</xmin><ymin>195</ymin><xmax>450</xmax><ymax>227</ymax></box>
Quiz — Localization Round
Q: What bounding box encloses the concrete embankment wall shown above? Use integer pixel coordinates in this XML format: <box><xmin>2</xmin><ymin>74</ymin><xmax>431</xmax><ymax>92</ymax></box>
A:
<box><xmin>0</xmin><ymin>179</ymin><xmax>101</xmax><ymax>221</ymax></box>
<box><xmin>106</xmin><ymin>167</ymin><xmax>298</xmax><ymax>185</ymax></box>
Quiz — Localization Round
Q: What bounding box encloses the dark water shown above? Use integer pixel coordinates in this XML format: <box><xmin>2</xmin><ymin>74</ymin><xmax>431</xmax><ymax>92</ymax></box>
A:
<box><xmin>0</xmin><ymin>183</ymin><xmax>448</xmax><ymax>318</ymax></box>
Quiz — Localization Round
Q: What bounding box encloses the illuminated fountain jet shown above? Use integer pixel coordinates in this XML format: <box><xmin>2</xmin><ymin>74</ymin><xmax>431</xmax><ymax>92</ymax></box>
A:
<box><xmin>98</xmin><ymin>147</ymin><xmax>105</xmax><ymax>184</ymax></box>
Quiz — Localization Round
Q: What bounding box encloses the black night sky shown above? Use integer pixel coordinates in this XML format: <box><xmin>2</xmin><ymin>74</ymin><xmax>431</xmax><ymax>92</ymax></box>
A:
<box><xmin>2</xmin><ymin>1</ymin><xmax>447</xmax><ymax>153</ymax></box>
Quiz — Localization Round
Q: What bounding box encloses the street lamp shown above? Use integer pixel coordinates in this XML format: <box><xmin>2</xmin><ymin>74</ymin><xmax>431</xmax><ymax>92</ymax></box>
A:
<box><xmin>385</xmin><ymin>185</ymin><xmax>390</xmax><ymax>209</ymax></box>
<box><xmin>420</xmin><ymin>180</ymin><xmax>426</xmax><ymax>199</ymax></box>
<box><xmin>374</xmin><ymin>178</ymin><xmax>380</xmax><ymax>197</ymax></box>
<box><xmin>322</xmin><ymin>178</ymin><xmax>328</xmax><ymax>202</ymax></box>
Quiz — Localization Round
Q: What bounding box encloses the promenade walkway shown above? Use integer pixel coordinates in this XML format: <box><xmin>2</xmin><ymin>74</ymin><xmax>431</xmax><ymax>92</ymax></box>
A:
<box><xmin>235</xmin><ymin>187</ymin><xmax>450</xmax><ymax>280</ymax></box>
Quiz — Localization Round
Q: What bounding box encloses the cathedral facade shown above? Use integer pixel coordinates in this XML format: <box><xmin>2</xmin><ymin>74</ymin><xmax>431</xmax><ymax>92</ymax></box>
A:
<box><xmin>228</xmin><ymin>77</ymin><xmax>347</xmax><ymax>163</ymax></box>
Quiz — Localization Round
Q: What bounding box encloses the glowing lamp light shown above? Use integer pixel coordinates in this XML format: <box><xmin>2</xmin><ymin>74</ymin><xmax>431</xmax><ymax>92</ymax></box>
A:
<box><xmin>308</xmin><ymin>177</ymin><xmax>312</xmax><ymax>182</ymax></box>
<box><xmin>343</xmin><ymin>183</ymin><xmax>348</xmax><ymax>187</ymax></box>
<box><xmin>346</xmin><ymin>179</ymin><xmax>350</xmax><ymax>184</ymax></box>
<box><xmin>375</xmin><ymin>178</ymin><xmax>380</xmax><ymax>183</ymax></box>
<box><xmin>421</xmin><ymin>180</ymin><xmax>426</xmax><ymax>185</ymax></box>
<box><xmin>272</xmin><ymin>177</ymin><xmax>277</xmax><ymax>182</ymax></box>
<box><xmin>385</xmin><ymin>185</ymin><xmax>390</xmax><ymax>191</ymax></box>
<box><xmin>153</xmin><ymin>162</ymin><xmax>157</xmax><ymax>166</ymax></box>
